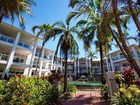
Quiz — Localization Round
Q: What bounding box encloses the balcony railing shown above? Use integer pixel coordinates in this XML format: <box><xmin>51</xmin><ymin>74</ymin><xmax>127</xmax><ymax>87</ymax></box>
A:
<box><xmin>0</xmin><ymin>53</ymin><xmax>8</xmax><ymax>61</ymax></box>
<box><xmin>0</xmin><ymin>53</ymin><xmax>28</xmax><ymax>65</ymax></box>
<box><xmin>0</xmin><ymin>34</ymin><xmax>32</xmax><ymax>50</ymax></box>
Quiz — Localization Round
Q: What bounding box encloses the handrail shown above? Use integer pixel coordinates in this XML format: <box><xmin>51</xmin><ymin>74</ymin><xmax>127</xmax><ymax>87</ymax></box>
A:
<box><xmin>0</xmin><ymin>34</ymin><xmax>32</xmax><ymax>50</ymax></box>
<box><xmin>0</xmin><ymin>53</ymin><xmax>29</xmax><ymax>65</ymax></box>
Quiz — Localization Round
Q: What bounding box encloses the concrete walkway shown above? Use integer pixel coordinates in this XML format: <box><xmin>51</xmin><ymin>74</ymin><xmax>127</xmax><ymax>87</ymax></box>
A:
<box><xmin>63</xmin><ymin>90</ymin><xmax>109</xmax><ymax>105</ymax></box>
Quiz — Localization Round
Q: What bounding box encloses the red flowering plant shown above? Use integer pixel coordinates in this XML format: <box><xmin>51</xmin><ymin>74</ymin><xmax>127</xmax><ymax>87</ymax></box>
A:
<box><xmin>47</xmin><ymin>70</ymin><xmax>63</xmax><ymax>84</ymax></box>
<box><xmin>123</xmin><ymin>66</ymin><xmax>135</xmax><ymax>86</ymax></box>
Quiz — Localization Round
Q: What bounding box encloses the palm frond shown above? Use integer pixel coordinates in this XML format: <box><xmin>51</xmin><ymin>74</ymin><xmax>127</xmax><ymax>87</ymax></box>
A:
<box><xmin>66</xmin><ymin>11</ymin><xmax>79</xmax><ymax>25</ymax></box>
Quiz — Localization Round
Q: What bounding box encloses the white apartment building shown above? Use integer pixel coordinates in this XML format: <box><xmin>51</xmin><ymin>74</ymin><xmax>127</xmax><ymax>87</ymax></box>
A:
<box><xmin>67</xmin><ymin>58</ymin><xmax>107</xmax><ymax>80</ymax></box>
<box><xmin>107</xmin><ymin>45</ymin><xmax>140</xmax><ymax>72</ymax></box>
<box><xmin>0</xmin><ymin>23</ymin><xmax>62</xmax><ymax>78</ymax></box>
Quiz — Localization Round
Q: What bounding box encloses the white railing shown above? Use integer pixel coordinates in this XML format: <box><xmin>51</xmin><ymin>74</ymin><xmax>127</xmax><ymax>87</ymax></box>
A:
<box><xmin>0</xmin><ymin>34</ymin><xmax>32</xmax><ymax>50</ymax></box>
<box><xmin>0</xmin><ymin>53</ymin><xmax>9</xmax><ymax>61</ymax></box>
<box><xmin>0</xmin><ymin>53</ymin><xmax>29</xmax><ymax>65</ymax></box>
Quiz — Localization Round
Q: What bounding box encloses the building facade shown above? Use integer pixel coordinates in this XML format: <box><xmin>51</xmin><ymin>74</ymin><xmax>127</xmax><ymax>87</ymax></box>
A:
<box><xmin>67</xmin><ymin>57</ymin><xmax>107</xmax><ymax>80</ymax></box>
<box><xmin>107</xmin><ymin>45</ymin><xmax>140</xmax><ymax>73</ymax></box>
<box><xmin>0</xmin><ymin>23</ymin><xmax>62</xmax><ymax>78</ymax></box>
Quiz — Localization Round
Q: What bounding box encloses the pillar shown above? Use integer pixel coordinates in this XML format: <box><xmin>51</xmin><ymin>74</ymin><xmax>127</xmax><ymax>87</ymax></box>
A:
<box><xmin>3</xmin><ymin>32</ymin><xmax>21</xmax><ymax>77</ymax></box>
<box><xmin>39</xmin><ymin>48</ymin><xmax>44</xmax><ymax>77</ymax></box>
<box><xmin>23</xmin><ymin>53</ymin><xmax>32</xmax><ymax>76</ymax></box>
<box><xmin>28</xmin><ymin>38</ymin><xmax>37</xmax><ymax>77</ymax></box>
<box><xmin>51</xmin><ymin>53</ymin><xmax>55</xmax><ymax>70</ymax></box>
<box><xmin>109</xmin><ymin>54</ymin><xmax>115</xmax><ymax>71</ymax></box>
<box><xmin>78</xmin><ymin>58</ymin><xmax>80</xmax><ymax>75</ymax></box>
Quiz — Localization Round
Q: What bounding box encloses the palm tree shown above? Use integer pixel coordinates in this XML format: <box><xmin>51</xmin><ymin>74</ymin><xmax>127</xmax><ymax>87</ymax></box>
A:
<box><xmin>67</xmin><ymin>1</ymin><xmax>113</xmax><ymax>83</ymax></box>
<box><xmin>125</xmin><ymin>0</ymin><xmax>140</xmax><ymax>31</ymax></box>
<box><xmin>32</xmin><ymin>24</ymin><xmax>62</xmax><ymax>76</ymax></box>
<box><xmin>68</xmin><ymin>0</ymin><xmax>140</xmax><ymax>77</ymax></box>
<box><xmin>0</xmin><ymin>0</ymin><xmax>35</xmax><ymax>29</ymax></box>
<box><xmin>87</xmin><ymin>51</ymin><xmax>97</xmax><ymax>81</ymax></box>
<box><xmin>111</xmin><ymin>0</ymin><xmax>140</xmax><ymax>77</ymax></box>
<box><xmin>53</xmin><ymin>21</ymin><xmax>79</xmax><ymax>93</ymax></box>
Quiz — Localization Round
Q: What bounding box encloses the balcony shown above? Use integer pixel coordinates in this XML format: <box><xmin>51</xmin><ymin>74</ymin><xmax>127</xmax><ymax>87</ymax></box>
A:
<box><xmin>13</xmin><ymin>56</ymin><xmax>27</xmax><ymax>64</ymax></box>
<box><xmin>0</xmin><ymin>34</ymin><xmax>32</xmax><ymax>50</ymax></box>
<box><xmin>0</xmin><ymin>53</ymin><xmax>8</xmax><ymax>61</ymax></box>
<box><xmin>0</xmin><ymin>53</ymin><xmax>28</xmax><ymax>65</ymax></box>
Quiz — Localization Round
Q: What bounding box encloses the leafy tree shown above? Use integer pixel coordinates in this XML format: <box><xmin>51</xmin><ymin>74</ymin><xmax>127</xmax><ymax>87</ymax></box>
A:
<box><xmin>32</xmin><ymin>24</ymin><xmax>62</xmax><ymax>76</ymax></box>
<box><xmin>86</xmin><ymin>50</ymin><xmax>97</xmax><ymax>81</ymax></box>
<box><xmin>111</xmin><ymin>0</ymin><xmax>140</xmax><ymax>77</ymax></box>
<box><xmin>53</xmin><ymin>21</ymin><xmax>79</xmax><ymax>93</ymax></box>
<box><xmin>68</xmin><ymin>0</ymin><xmax>140</xmax><ymax>77</ymax></box>
<box><xmin>0</xmin><ymin>0</ymin><xmax>35</xmax><ymax>29</ymax></box>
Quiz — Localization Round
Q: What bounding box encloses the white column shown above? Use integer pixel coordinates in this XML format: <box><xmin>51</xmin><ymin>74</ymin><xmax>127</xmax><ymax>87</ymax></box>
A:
<box><xmin>3</xmin><ymin>32</ymin><xmax>21</xmax><ymax>77</ymax></box>
<box><xmin>39</xmin><ymin>49</ymin><xmax>44</xmax><ymax>77</ymax></box>
<box><xmin>78</xmin><ymin>58</ymin><xmax>80</xmax><ymax>75</ymax></box>
<box><xmin>45</xmin><ymin>62</ymin><xmax>49</xmax><ymax>69</ymax></box>
<box><xmin>106</xmin><ymin>56</ymin><xmax>110</xmax><ymax>72</ymax></box>
<box><xmin>23</xmin><ymin>53</ymin><xmax>32</xmax><ymax>76</ymax></box>
<box><xmin>74</xmin><ymin>59</ymin><xmax>77</xmax><ymax>76</ymax></box>
<box><xmin>109</xmin><ymin>55</ymin><xmax>115</xmax><ymax>71</ymax></box>
<box><xmin>86</xmin><ymin>58</ymin><xmax>88</xmax><ymax>73</ymax></box>
<box><xmin>51</xmin><ymin>53</ymin><xmax>55</xmax><ymax>70</ymax></box>
<box><xmin>28</xmin><ymin>40</ymin><xmax>37</xmax><ymax>77</ymax></box>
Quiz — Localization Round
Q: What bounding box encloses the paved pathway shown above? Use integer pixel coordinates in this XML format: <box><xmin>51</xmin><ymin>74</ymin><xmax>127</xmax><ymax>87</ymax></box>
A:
<box><xmin>63</xmin><ymin>90</ymin><xmax>109</xmax><ymax>105</ymax></box>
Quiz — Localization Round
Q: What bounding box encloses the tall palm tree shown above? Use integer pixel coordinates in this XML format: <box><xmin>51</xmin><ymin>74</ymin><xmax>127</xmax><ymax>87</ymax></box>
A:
<box><xmin>68</xmin><ymin>0</ymin><xmax>140</xmax><ymax>77</ymax></box>
<box><xmin>0</xmin><ymin>0</ymin><xmax>35</xmax><ymax>29</ymax></box>
<box><xmin>124</xmin><ymin>0</ymin><xmax>140</xmax><ymax>31</ymax></box>
<box><xmin>87</xmin><ymin>51</ymin><xmax>97</xmax><ymax>81</ymax></box>
<box><xmin>111</xmin><ymin>0</ymin><xmax>140</xmax><ymax>77</ymax></box>
<box><xmin>53</xmin><ymin>21</ymin><xmax>79</xmax><ymax>93</ymax></box>
<box><xmin>32</xmin><ymin>24</ymin><xmax>62</xmax><ymax>76</ymax></box>
<box><xmin>67</xmin><ymin>1</ymin><xmax>113</xmax><ymax>82</ymax></box>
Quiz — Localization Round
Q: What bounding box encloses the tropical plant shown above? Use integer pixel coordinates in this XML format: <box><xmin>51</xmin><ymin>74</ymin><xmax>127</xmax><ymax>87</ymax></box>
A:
<box><xmin>32</xmin><ymin>24</ymin><xmax>62</xmax><ymax>76</ymax></box>
<box><xmin>111</xmin><ymin>0</ymin><xmax>140</xmax><ymax>77</ymax></box>
<box><xmin>53</xmin><ymin>21</ymin><xmax>79</xmax><ymax>93</ymax></box>
<box><xmin>0</xmin><ymin>0</ymin><xmax>35</xmax><ymax>29</ymax></box>
<box><xmin>101</xmin><ymin>84</ymin><xmax>110</xmax><ymax>101</ymax></box>
<box><xmin>43</xmin><ymin>85</ymin><xmax>62</xmax><ymax>105</ymax></box>
<box><xmin>0</xmin><ymin>76</ymin><xmax>52</xmax><ymax>105</ymax></box>
<box><xmin>112</xmin><ymin>85</ymin><xmax>140</xmax><ymax>105</ymax></box>
<box><xmin>120</xmin><ymin>0</ymin><xmax>140</xmax><ymax>31</ymax></box>
<box><xmin>86</xmin><ymin>50</ymin><xmax>97</xmax><ymax>81</ymax></box>
<box><xmin>68</xmin><ymin>0</ymin><xmax>140</xmax><ymax>77</ymax></box>
<box><xmin>46</xmin><ymin>70</ymin><xmax>63</xmax><ymax>84</ymax></box>
<box><xmin>67</xmin><ymin>1</ymin><xmax>113</xmax><ymax>83</ymax></box>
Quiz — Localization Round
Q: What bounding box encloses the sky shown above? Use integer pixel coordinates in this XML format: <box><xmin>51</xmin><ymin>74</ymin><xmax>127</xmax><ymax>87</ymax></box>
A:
<box><xmin>3</xmin><ymin>0</ymin><xmax>139</xmax><ymax>58</ymax></box>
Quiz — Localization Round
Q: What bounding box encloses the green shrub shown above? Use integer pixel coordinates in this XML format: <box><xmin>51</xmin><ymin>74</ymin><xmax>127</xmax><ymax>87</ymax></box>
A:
<box><xmin>60</xmin><ymin>84</ymin><xmax>77</xmax><ymax>94</ymax></box>
<box><xmin>67</xmin><ymin>84</ymin><xmax>77</xmax><ymax>94</ymax></box>
<box><xmin>0</xmin><ymin>76</ymin><xmax>62</xmax><ymax>105</ymax></box>
<box><xmin>112</xmin><ymin>85</ymin><xmax>140</xmax><ymax>105</ymax></box>
<box><xmin>101</xmin><ymin>85</ymin><xmax>110</xmax><ymax>101</ymax></box>
<box><xmin>42</xmin><ymin>85</ymin><xmax>62</xmax><ymax>105</ymax></box>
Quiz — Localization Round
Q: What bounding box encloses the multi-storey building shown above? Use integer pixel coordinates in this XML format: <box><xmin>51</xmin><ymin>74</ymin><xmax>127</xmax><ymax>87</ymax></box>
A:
<box><xmin>107</xmin><ymin>45</ymin><xmax>140</xmax><ymax>72</ymax></box>
<box><xmin>67</xmin><ymin>57</ymin><xmax>107</xmax><ymax>80</ymax></box>
<box><xmin>0</xmin><ymin>22</ymin><xmax>62</xmax><ymax>78</ymax></box>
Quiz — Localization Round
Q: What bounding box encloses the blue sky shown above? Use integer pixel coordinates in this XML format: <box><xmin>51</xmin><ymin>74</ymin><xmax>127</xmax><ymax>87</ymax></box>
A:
<box><xmin>4</xmin><ymin>0</ymin><xmax>138</xmax><ymax>58</ymax></box>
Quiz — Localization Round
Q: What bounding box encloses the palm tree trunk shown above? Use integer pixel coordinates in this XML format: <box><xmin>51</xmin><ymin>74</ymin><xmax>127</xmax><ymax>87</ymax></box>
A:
<box><xmin>99</xmin><ymin>43</ymin><xmax>105</xmax><ymax>84</ymax></box>
<box><xmin>109</xmin><ymin>26</ymin><xmax>132</xmax><ymax>64</ymax></box>
<box><xmin>34</xmin><ymin>41</ymin><xmax>45</xmax><ymax>76</ymax></box>
<box><xmin>127</xmin><ymin>0</ymin><xmax>140</xmax><ymax>31</ymax></box>
<box><xmin>0</xmin><ymin>16</ymin><xmax>2</xmax><ymax>23</ymax></box>
<box><xmin>63</xmin><ymin>52</ymin><xmax>68</xmax><ymax>93</ymax></box>
<box><xmin>112</xmin><ymin>0</ymin><xmax>140</xmax><ymax>77</ymax></box>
